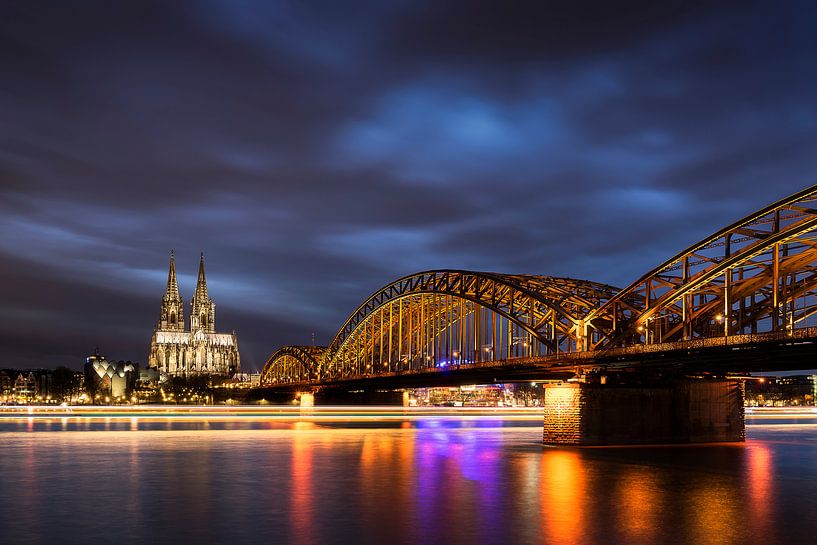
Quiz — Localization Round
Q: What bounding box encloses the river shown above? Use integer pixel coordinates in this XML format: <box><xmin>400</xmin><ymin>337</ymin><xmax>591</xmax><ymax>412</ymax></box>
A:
<box><xmin>0</xmin><ymin>407</ymin><xmax>814</xmax><ymax>545</ymax></box>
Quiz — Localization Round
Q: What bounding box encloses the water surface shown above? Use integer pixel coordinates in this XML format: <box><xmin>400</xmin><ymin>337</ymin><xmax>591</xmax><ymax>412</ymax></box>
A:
<box><xmin>0</xmin><ymin>408</ymin><xmax>815</xmax><ymax>545</ymax></box>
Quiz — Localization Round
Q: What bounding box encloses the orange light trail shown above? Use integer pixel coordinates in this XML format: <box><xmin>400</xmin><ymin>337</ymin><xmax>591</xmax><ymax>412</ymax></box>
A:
<box><xmin>0</xmin><ymin>405</ymin><xmax>546</xmax><ymax>424</ymax></box>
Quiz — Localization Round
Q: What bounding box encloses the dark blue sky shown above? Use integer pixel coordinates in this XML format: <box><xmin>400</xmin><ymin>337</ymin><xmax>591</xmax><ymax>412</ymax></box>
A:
<box><xmin>2</xmin><ymin>1</ymin><xmax>817</xmax><ymax>370</ymax></box>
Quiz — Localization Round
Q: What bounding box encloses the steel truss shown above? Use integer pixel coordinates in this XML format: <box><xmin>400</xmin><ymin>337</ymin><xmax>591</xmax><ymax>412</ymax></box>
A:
<box><xmin>586</xmin><ymin>185</ymin><xmax>817</xmax><ymax>347</ymax></box>
<box><xmin>263</xmin><ymin>271</ymin><xmax>617</xmax><ymax>383</ymax></box>
<box><xmin>259</xmin><ymin>345</ymin><xmax>326</xmax><ymax>385</ymax></box>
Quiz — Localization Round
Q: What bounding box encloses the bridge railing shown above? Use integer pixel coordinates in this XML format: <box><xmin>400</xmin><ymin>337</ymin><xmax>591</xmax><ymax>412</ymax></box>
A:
<box><xmin>587</xmin><ymin>326</ymin><xmax>817</xmax><ymax>360</ymax></box>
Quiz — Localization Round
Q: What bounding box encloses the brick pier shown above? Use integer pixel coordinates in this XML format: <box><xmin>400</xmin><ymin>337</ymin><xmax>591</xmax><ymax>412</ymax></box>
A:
<box><xmin>543</xmin><ymin>380</ymin><xmax>745</xmax><ymax>446</ymax></box>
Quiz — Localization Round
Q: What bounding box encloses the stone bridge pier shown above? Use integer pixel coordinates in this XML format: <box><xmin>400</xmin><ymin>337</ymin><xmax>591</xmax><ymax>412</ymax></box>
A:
<box><xmin>542</xmin><ymin>379</ymin><xmax>745</xmax><ymax>446</ymax></box>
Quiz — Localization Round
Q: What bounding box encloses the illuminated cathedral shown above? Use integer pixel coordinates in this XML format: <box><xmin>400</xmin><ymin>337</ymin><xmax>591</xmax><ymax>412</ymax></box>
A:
<box><xmin>148</xmin><ymin>252</ymin><xmax>240</xmax><ymax>376</ymax></box>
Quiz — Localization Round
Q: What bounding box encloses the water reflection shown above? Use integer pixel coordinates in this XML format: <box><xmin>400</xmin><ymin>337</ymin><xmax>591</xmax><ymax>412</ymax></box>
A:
<box><xmin>745</xmin><ymin>442</ymin><xmax>775</xmax><ymax>539</ymax></box>
<box><xmin>540</xmin><ymin>450</ymin><xmax>587</xmax><ymax>545</ymax></box>
<box><xmin>0</xmin><ymin>421</ymin><xmax>814</xmax><ymax>545</ymax></box>
<box><xmin>688</xmin><ymin>476</ymin><xmax>739</xmax><ymax>545</ymax></box>
<box><xmin>291</xmin><ymin>423</ymin><xmax>316</xmax><ymax>545</ymax></box>
<box><xmin>616</xmin><ymin>465</ymin><xmax>661</xmax><ymax>544</ymax></box>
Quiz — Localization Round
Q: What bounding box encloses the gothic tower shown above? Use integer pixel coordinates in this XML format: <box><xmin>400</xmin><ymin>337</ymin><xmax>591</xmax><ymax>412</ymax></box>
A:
<box><xmin>158</xmin><ymin>250</ymin><xmax>184</xmax><ymax>331</ymax></box>
<box><xmin>190</xmin><ymin>253</ymin><xmax>216</xmax><ymax>333</ymax></box>
<box><xmin>150</xmin><ymin>251</ymin><xmax>238</xmax><ymax>376</ymax></box>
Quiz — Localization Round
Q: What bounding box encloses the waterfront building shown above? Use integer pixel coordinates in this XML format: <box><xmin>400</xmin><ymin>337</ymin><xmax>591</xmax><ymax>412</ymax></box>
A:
<box><xmin>13</xmin><ymin>372</ymin><xmax>37</xmax><ymax>403</ymax></box>
<box><xmin>745</xmin><ymin>375</ymin><xmax>817</xmax><ymax>406</ymax></box>
<box><xmin>0</xmin><ymin>372</ymin><xmax>11</xmax><ymax>402</ymax></box>
<box><xmin>148</xmin><ymin>252</ymin><xmax>240</xmax><ymax>376</ymax></box>
<box><xmin>84</xmin><ymin>354</ymin><xmax>137</xmax><ymax>400</ymax></box>
<box><xmin>411</xmin><ymin>385</ymin><xmax>513</xmax><ymax>407</ymax></box>
<box><xmin>233</xmin><ymin>372</ymin><xmax>261</xmax><ymax>387</ymax></box>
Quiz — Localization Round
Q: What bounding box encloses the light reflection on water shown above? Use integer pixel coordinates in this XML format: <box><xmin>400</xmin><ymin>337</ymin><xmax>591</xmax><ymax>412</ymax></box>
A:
<box><xmin>0</xmin><ymin>415</ymin><xmax>815</xmax><ymax>545</ymax></box>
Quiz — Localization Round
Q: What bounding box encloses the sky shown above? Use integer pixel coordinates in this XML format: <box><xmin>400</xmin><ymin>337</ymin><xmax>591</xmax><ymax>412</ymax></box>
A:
<box><xmin>2</xmin><ymin>1</ymin><xmax>817</xmax><ymax>371</ymax></box>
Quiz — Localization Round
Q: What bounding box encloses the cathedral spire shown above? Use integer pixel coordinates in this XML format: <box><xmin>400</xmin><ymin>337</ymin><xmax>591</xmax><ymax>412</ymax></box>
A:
<box><xmin>165</xmin><ymin>250</ymin><xmax>180</xmax><ymax>299</ymax></box>
<box><xmin>191</xmin><ymin>252</ymin><xmax>215</xmax><ymax>332</ymax></box>
<box><xmin>158</xmin><ymin>250</ymin><xmax>184</xmax><ymax>331</ymax></box>
<box><xmin>194</xmin><ymin>252</ymin><xmax>208</xmax><ymax>300</ymax></box>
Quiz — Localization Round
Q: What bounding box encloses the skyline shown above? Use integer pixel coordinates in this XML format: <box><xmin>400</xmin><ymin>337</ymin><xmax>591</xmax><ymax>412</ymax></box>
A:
<box><xmin>2</xmin><ymin>1</ymin><xmax>817</xmax><ymax>369</ymax></box>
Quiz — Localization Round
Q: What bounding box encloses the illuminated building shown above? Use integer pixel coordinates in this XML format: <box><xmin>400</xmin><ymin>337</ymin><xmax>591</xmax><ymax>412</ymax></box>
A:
<box><xmin>84</xmin><ymin>354</ymin><xmax>137</xmax><ymax>399</ymax></box>
<box><xmin>148</xmin><ymin>252</ymin><xmax>240</xmax><ymax>376</ymax></box>
<box><xmin>745</xmin><ymin>375</ymin><xmax>817</xmax><ymax>406</ymax></box>
<box><xmin>13</xmin><ymin>372</ymin><xmax>37</xmax><ymax>403</ymax></box>
<box><xmin>0</xmin><ymin>372</ymin><xmax>11</xmax><ymax>402</ymax></box>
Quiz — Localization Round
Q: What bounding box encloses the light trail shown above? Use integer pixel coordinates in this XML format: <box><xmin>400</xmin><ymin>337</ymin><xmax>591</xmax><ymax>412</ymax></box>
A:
<box><xmin>745</xmin><ymin>407</ymin><xmax>817</xmax><ymax>419</ymax></box>
<box><xmin>0</xmin><ymin>405</ymin><xmax>546</xmax><ymax>423</ymax></box>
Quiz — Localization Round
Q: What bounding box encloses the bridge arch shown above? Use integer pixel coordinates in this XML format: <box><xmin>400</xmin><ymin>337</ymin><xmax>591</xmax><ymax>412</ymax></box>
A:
<box><xmin>320</xmin><ymin>270</ymin><xmax>618</xmax><ymax>380</ymax></box>
<box><xmin>586</xmin><ymin>185</ymin><xmax>817</xmax><ymax>347</ymax></box>
<box><xmin>260</xmin><ymin>345</ymin><xmax>326</xmax><ymax>385</ymax></box>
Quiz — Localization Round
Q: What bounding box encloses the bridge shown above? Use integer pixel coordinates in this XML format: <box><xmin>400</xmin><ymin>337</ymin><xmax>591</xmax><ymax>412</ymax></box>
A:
<box><xmin>257</xmin><ymin>185</ymin><xmax>817</xmax><ymax>445</ymax></box>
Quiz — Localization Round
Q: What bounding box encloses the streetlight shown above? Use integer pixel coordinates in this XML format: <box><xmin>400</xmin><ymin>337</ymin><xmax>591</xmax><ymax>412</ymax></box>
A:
<box><xmin>715</xmin><ymin>313</ymin><xmax>727</xmax><ymax>338</ymax></box>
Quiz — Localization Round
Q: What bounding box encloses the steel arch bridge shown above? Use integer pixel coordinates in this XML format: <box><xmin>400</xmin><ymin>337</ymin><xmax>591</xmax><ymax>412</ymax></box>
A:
<box><xmin>260</xmin><ymin>345</ymin><xmax>326</xmax><ymax>384</ymax></box>
<box><xmin>260</xmin><ymin>185</ymin><xmax>817</xmax><ymax>386</ymax></box>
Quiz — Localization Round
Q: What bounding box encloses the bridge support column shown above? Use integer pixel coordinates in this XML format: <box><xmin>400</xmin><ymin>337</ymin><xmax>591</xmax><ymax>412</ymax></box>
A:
<box><xmin>543</xmin><ymin>380</ymin><xmax>744</xmax><ymax>446</ymax></box>
<box><xmin>299</xmin><ymin>393</ymin><xmax>315</xmax><ymax>408</ymax></box>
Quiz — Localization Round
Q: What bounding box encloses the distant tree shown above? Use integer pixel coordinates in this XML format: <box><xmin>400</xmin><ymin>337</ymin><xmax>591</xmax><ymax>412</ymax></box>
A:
<box><xmin>85</xmin><ymin>369</ymin><xmax>100</xmax><ymax>403</ymax></box>
<box><xmin>50</xmin><ymin>366</ymin><xmax>77</xmax><ymax>402</ymax></box>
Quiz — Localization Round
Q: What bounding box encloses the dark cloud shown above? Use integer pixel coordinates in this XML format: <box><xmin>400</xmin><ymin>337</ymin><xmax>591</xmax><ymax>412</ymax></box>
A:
<box><xmin>2</xmin><ymin>0</ymin><xmax>816</xmax><ymax>369</ymax></box>
<box><xmin>384</xmin><ymin>0</ymin><xmax>721</xmax><ymax>68</ymax></box>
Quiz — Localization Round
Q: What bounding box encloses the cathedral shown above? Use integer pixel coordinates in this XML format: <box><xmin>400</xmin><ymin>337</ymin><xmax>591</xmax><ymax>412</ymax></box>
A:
<box><xmin>148</xmin><ymin>252</ymin><xmax>240</xmax><ymax>376</ymax></box>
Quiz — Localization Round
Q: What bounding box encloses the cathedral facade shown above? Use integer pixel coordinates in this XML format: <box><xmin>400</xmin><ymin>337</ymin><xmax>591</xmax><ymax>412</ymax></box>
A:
<box><xmin>149</xmin><ymin>252</ymin><xmax>240</xmax><ymax>376</ymax></box>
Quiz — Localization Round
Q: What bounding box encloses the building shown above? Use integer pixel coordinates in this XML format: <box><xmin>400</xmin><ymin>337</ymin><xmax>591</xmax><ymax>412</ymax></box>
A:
<box><xmin>84</xmin><ymin>353</ymin><xmax>137</xmax><ymax>401</ymax></box>
<box><xmin>745</xmin><ymin>375</ymin><xmax>817</xmax><ymax>406</ymax></box>
<box><xmin>138</xmin><ymin>366</ymin><xmax>160</xmax><ymax>385</ymax></box>
<box><xmin>148</xmin><ymin>252</ymin><xmax>240</xmax><ymax>376</ymax></box>
<box><xmin>0</xmin><ymin>372</ymin><xmax>11</xmax><ymax>402</ymax></box>
<box><xmin>13</xmin><ymin>372</ymin><xmax>37</xmax><ymax>403</ymax></box>
<box><xmin>233</xmin><ymin>372</ymin><xmax>261</xmax><ymax>387</ymax></box>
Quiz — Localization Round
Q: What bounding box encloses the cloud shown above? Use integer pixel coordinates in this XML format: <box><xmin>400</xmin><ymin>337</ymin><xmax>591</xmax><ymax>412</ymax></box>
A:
<box><xmin>1</xmin><ymin>0</ymin><xmax>816</xmax><ymax>368</ymax></box>
<box><xmin>336</xmin><ymin>85</ymin><xmax>566</xmax><ymax>183</ymax></box>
